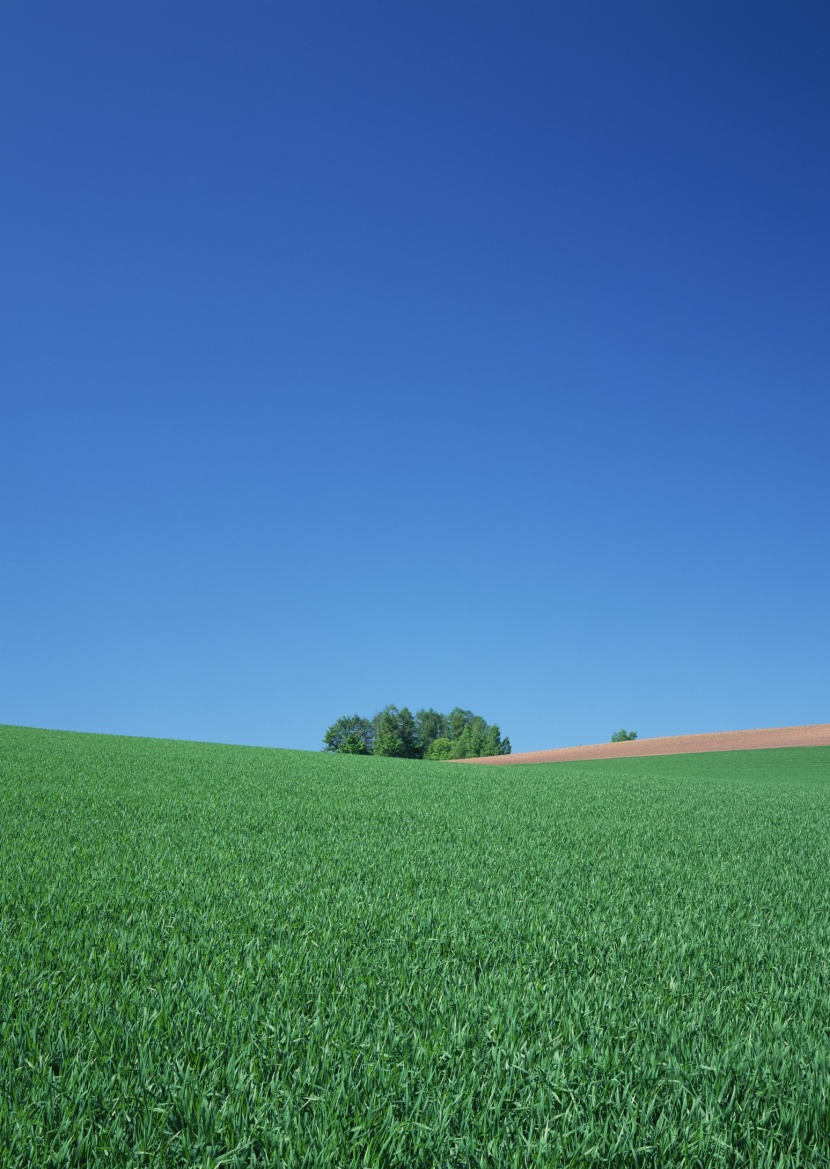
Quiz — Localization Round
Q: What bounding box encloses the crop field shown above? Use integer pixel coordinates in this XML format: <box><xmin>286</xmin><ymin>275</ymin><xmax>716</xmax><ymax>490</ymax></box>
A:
<box><xmin>1</xmin><ymin>726</ymin><xmax>829</xmax><ymax>1167</ymax></box>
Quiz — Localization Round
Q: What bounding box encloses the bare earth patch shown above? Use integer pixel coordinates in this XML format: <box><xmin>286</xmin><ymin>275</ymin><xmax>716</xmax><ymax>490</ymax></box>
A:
<box><xmin>456</xmin><ymin>723</ymin><xmax>830</xmax><ymax>765</ymax></box>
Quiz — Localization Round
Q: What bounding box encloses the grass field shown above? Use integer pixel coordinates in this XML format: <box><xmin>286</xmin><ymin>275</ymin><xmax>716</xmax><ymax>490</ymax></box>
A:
<box><xmin>1</xmin><ymin>725</ymin><xmax>829</xmax><ymax>1167</ymax></box>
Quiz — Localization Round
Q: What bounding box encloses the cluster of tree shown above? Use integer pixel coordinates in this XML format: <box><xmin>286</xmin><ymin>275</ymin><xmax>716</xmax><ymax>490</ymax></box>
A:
<box><xmin>611</xmin><ymin>729</ymin><xmax>638</xmax><ymax>742</ymax></box>
<box><xmin>323</xmin><ymin>706</ymin><xmax>511</xmax><ymax>760</ymax></box>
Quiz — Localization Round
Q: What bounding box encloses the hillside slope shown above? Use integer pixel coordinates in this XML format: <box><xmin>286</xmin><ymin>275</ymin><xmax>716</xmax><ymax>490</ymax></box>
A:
<box><xmin>2</xmin><ymin>726</ymin><xmax>830</xmax><ymax>1165</ymax></box>
<box><xmin>458</xmin><ymin>721</ymin><xmax>830</xmax><ymax>764</ymax></box>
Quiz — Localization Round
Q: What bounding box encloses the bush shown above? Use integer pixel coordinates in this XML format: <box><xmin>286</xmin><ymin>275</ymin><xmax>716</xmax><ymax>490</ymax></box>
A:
<box><xmin>611</xmin><ymin>729</ymin><xmax>638</xmax><ymax>743</ymax></box>
<box><xmin>425</xmin><ymin>737</ymin><xmax>455</xmax><ymax>761</ymax></box>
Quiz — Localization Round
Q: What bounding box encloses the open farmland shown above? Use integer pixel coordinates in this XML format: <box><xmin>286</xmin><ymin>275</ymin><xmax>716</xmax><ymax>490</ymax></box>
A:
<box><xmin>459</xmin><ymin>723</ymin><xmax>830</xmax><ymax>766</ymax></box>
<box><xmin>1</xmin><ymin>726</ymin><xmax>829</xmax><ymax>1167</ymax></box>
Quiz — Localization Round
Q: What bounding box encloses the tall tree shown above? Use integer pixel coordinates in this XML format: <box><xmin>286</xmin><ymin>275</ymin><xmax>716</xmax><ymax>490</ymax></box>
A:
<box><xmin>372</xmin><ymin>705</ymin><xmax>421</xmax><ymax>758</ymax></box>
<box><xmin>415</xmin><ymin>708</ymin><xmax>449</xmax><ymax>757</ymax></box>
<box><xmin>483</xmin><ymin>723</ymin><xmax>510</xmax><ymax>756</ymax></box>
<box><xmin>448</xmin><ymin>707</ymin><xmax>475</xmax><ymax>741</ymax></box>
<box><xmin>372</xmin><ymin>704</ymin><xmax>402</xmax><ymax>757</ymax></box>
<box><xmin>397</xmin><ymin>706</ymin><xmax>419</xmax><ymax>758</ymax></box>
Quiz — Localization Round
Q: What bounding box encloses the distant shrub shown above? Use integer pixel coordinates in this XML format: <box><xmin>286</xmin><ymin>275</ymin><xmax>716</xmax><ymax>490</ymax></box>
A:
<box><xmin>611</xmin><ymin>729</ymin><xmax>638</xmax><ymax>743</ymax></box>
<box><xmin>425</xmin><ymin>737</ymin><xmax>455</xmax><ymax>761</ymax></box>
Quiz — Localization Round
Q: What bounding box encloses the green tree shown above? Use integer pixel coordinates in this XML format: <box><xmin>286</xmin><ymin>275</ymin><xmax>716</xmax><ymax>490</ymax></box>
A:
<box><xmin>371</xmin><ymin>705</ymin><xmax>421</xmax><ymax>758</ymax></box>
<box><xmin>448</xmin><ymin>707</ymin><xmax>475</xmax><ymax>741</ymax></box>
<box><xmin>451</xmin><ymin>726</ymin><xmax>472</xmax><ymax>759</ymax></box>
<box><xmin>470</xmin><ymin>715</ymin><xmax>490</xmax><ymax>756</ymax></box>
<box><xmin>373</xmin><ymin>730</ymin><xmax>401</xmax><ymax>757</ymax></box>
<box><xmin>483</xmin><ymin>723</ymin><xmax>511</xmax><ymax>756</ymax></box>
<box><xmin>397</xmin><ymin>706</ymin><xmax>419</xmax><ymax>758</ymax></box>
<box><xmin>323</xmin><ymin>715</ymin><xmax>374</xmax><ymax>754</ymax></box>
<box><xmin>415</xmin><ymin>708</ymin><xmax>449</xmax><ymax>757</ymax></box>
<box><xmin>610</xmin><ymin>729</ymin><xmax>638</xmax><ymax>743</ymax></box>
<box><xmin>372</xmin><ymin>705</ymin><xmax>402</xmax><ymax>757</ymax></box>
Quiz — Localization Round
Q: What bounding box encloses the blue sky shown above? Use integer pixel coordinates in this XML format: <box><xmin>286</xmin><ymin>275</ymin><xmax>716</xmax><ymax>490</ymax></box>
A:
<box><xmin>2</xmin><ymin>2</ymin><xmax>828</xmax><ymax>753</ymax></box>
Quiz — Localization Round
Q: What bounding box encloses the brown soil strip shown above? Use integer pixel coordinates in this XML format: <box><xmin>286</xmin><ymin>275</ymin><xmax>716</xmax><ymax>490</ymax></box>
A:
<box><xmin>455</xmin><ymin>723</ymin><xmax>830</xmax><ymax>765</ymax></box>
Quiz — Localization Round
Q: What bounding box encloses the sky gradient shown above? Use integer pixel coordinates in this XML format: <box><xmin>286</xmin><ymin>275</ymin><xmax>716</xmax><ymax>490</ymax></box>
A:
<box><xmin>2</xmin><ymin>2</ymin><xmax>828</xmax><ymax>752</ymax></box>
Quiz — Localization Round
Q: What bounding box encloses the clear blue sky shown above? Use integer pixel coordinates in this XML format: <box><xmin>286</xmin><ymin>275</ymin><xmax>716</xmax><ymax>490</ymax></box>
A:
<box><xmin>2</xmin><ymin>2</ymin><xmax>828</xmax><ymax>752</ymax></box>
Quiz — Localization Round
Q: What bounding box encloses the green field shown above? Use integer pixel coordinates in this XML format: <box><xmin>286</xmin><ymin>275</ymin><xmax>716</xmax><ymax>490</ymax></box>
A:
<box><xmin>1</xmin><ymin>725</ymin><xmax>829</xmax><ymax>1167</ymax></box>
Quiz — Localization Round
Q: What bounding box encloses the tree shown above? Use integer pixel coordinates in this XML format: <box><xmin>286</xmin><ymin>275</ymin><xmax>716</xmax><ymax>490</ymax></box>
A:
<box><xmin>483</xmin><ymin>723</ymin><xmax>511</xmax><ymax>757</ymax></box>
<box><xmin>397</xmin><ymin>706</ymin><xmax>419</xmax><ymax>758</ymax></box>
<box><xmin>372</xmin><ymin>705</ymin><xmax>420</xmax><ymax>758</ymax></box>
<box><xmin>323</xmin><ymin>715</ymin><xmax>374</xmax><ymax>754</ymax></box>
<box><xmin>373</xmin><ymin>729</ymin><xmax>402</xmax><ymax>757</ymax></box>
<box><xmin>610</xmin><ymin>729</ymin><xmax>638</xmax><ymax>743</ymax></box>
<box><xmin>451</xmin><ymin>725</ymin><xmax>472</xmax><ymax>759</ymax></box>
<box><xmin>372</xmin><ymin>705</ymin><xmax>402</xmax><ymax>757</ymax></box>
<box><xmin>415</xmin><ymin>708</ymin><xmax>449</xmax><ymax>757</ymax></box>
<box><xmin>448</xmin><ymin>707</ymin><xmax>475</xmax><ymax>741</ymax></box>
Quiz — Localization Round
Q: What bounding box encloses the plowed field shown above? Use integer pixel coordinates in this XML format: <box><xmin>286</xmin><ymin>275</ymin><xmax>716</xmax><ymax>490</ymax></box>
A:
<box><xmin>458</xmin><ymin>721</ymin><xmax>830</xmax><ymax>764</ymax></box>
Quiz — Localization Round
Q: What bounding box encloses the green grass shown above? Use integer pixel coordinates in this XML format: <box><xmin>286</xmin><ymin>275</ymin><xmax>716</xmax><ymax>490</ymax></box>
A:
<box><xmin>1</xmin><ymin>725</ymin><xmax>829</xmax><ymax>1167</ymax></box>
